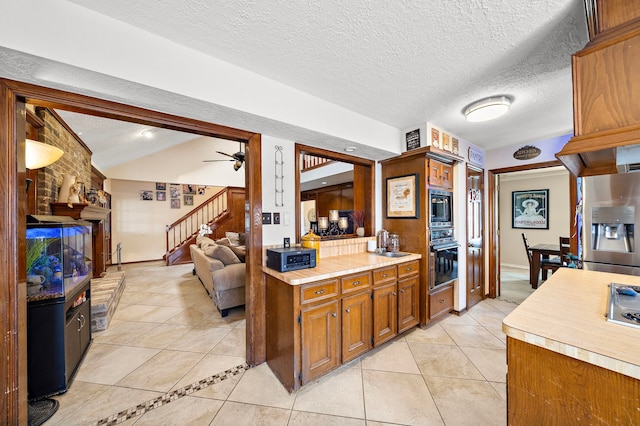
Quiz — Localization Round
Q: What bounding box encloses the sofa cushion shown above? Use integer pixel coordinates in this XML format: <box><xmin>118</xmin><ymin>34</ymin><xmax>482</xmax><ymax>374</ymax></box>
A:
<box><xmin>215</xmin><ymin>237</ymin><xmax>231</xmax><ymax>246</ymax></box>
<box><xmin>204</xmin><ymin>244</ymin><xmax>241</xmax><ymax>265</ymax></box>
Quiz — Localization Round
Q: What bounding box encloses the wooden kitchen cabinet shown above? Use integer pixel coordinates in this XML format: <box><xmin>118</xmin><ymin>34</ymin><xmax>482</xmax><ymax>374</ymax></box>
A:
<box><xmin>428</xmin><ymin>159</ymin><xmax>453</xmax><ymax>189</ymax></box>
<box><xmin>265</xmin><ymin>258</ymin><xmax>420</xmax><ymax>392</ymax></box>
<box><xmin>341</xmin><ymin>290</ymin><xmax>372</xmax><ymax>362</ymax></box>
<box><xmin>398</xmin><ymin>277</ymin><xmax>419</xmax><ymax>333</ymax></box>
<box><xmin>301</xmin><ymin>299</ymin><xmax>340</xmax><ymax>384</ymax></box>
<box><xmin>429</xmin><ymin>281</ymin><xmax>454</xmax><ymax>320</ymax></box>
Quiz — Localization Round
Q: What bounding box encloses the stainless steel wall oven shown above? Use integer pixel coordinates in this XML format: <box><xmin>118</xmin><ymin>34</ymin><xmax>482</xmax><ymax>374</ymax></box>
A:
<box><xmin>429</xmin><ymin>228</ymin><xmax>458</xmax><ymax>289</ymax></box>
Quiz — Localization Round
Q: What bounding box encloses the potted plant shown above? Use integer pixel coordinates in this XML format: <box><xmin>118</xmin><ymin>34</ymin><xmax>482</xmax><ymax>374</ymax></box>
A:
<box><xmin>350</xmin><ymin>210</ymin><xmax>365</xmax><ymax>236</ymax></box>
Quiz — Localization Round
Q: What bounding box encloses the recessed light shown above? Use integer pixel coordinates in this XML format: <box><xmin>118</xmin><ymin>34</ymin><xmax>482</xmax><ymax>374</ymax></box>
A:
<box><xmin>321</xmin><ymin>181</ymin><xmax>328</xmax><ymax>185</ymax></box>
<box><xmin>463</xmin><ymin>96</ymin><xmax>512</xmax><ymax>122</ymax></box>
<box><xmin>141</xmin><ymin>130</ymin><xmax>154</xmax><ymax>138</ymax></box>
<box><xmin>345</xmin><ymin>147</ymin><xmax>356</xmax><ymax>152</ymax></box>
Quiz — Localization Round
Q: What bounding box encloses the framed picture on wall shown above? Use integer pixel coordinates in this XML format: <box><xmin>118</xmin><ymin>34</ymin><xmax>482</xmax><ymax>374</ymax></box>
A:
<box><xmin>170</xmin><ymin>186</ymin><xmax>181</xmax><ymax>199</ymax></box>
<box><xmin>156</xmin><ymin>191</ymin><xmax>166</xmax><ymax>201</ymax></box>
<box><xmin>184</xmin><ymin>195</ymin><xmax>194</xmax><ymax>206</ymax></box>
<box><xmin>512</xmin><ymin>189</ymin><xmax>549</xmax><ymax>229</ymax></box>
<box><xmin>140</xmin><ymin>190</ymin><xmax>153</xmax><ymax>201</ymax></box>
<box><xmin>182</xmin><ymin>184</ymin><xmax>195</xmax><ymax>195</ymax></box>
<box><xmin>171</xmin><ymin>198</ymin><xmax>180</xmax><ymax>209</ymax></box>
<box><xmin>386</xmin><ymin>174</ymin><xmax>419</xmax><ymax>218</ymax></box>
<box><xmin>156</xmin><ymin>182</ymin><xmax>166</xmax><ymax>190</ymax></box>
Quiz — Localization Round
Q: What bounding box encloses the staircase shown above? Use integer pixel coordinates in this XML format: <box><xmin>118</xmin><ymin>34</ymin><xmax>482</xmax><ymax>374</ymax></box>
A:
<box><xmin>165</xmin><ymin>187</ymin><xmax>246</xmax><ymax>265</ymax></box>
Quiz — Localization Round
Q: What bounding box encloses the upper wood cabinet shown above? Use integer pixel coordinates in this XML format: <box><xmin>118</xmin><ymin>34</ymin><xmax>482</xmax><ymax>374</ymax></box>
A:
<box><xmin>428</xmin><ymin>159</ymin><xmax>453</xmax><ymax>189</ymax></box>
<box><xmin>557</xmin><ymin>2</ymin><xmax>640</xmax><ymax>176</ymax></box>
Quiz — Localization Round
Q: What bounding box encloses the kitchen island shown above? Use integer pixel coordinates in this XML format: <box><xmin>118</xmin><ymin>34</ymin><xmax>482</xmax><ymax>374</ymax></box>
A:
<box><xmin>263</xmin><ymin>251</ymin><xmax>422</xmax><ymax>391</ymax></box>
<box><xmin>502</xmin><ymin>268</ymin><xmax>640</xmax><ymax>424</ymax></box>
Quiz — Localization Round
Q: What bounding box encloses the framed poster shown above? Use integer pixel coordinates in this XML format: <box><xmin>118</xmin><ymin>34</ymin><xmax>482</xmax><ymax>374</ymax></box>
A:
<box><xmin>386</xmin><ymin>174</ymin><xmax>419</xmax><ymax>218</ymax></box>
<box><xmin>171</xmin><ymin>198</ymin><xmax>181</xmax><ymax>209</ymax></box>
<box><xmin>512</xmin><ymin>189</ymin><xmax>549</xmax><ymax>229</ymax></box>
<box><xmin>170</xmin><ymin>185</ymin><xmax>181</xmax><ymax>199</ymax></box>
<box><xmin>155</xmin><ymin>182</ymin><xmax>166</xmax><ymax>190</ymax></box>
<box><xmin>139</xmin><ymin>190</ymin><xmax>153</xmax><ymax>201</ymax></box>
<box><xmin>184</xmin><ymin>195</ymin><xmax>194</xmax><ymax>206</ymax></box>
<box><xmin>405</xmin><ymin>129</ymin><xmax>421</xmax><ymax>151</ymax></box>
<box><xmin>156</xmin><ymin>191</ymin><xmax>166</xmax><ymax>201</ymax></box>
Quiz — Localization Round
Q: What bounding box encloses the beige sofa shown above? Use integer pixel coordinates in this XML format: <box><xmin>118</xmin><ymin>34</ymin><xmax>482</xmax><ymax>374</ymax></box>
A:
<box><xmin>190</xmin><ymin>236</ymin><xmax>246</xmax><ymax>317</ymax></box>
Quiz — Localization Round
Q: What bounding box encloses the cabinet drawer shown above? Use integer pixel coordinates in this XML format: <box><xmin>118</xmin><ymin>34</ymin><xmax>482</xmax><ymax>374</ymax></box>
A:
<box><xmin>398</xmin><ymin>260</ymin><xmax>419</xmax><ymax>278</ymax></box>
<box><xmin>429</xmin><ymin>284</ymin><xmax>453</xmax><ymax>320</ymax></box>
<box><xmin>341</xmin><ymin>272</ymin><xmax>371</xmax><ymax>295</ymax></box>
<box><xmin>373</xmin><ymin>266</ymin><xmax>397</xmax><ymax>286</ymax></box>
<box><xmin>300</xmin><ymin>279</ymin><xmax>339</xmax><ymax>305</ymax></box>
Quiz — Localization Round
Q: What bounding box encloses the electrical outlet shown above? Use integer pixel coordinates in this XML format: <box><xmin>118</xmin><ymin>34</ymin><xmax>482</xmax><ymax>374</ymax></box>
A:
<box><xmin>262</xmin><ymin>212</ymin><xmax>272</xmax><ymax>224</ymax></box>
<box><xmin>273</xmin><ymin>212</ymin><xmax>281</xmax><ymax>225</ymax></box>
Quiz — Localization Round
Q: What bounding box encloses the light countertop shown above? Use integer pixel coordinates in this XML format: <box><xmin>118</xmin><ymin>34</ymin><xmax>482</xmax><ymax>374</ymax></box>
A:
<box><xmin>262</xmin><ymin>251</ymin><xmax>421</xmax><ymax>285</ymax></box>
<box><xmin>502</xmin><ymin>268</ymin><xmax>640</xmax><ymax>380</ymax></box>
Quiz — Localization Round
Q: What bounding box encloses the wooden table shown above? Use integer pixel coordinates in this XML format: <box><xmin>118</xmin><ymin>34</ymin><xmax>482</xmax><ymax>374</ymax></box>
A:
<box><xmin>529</xmin><ymin>243</ymin><xmax>560</xmax><ymax>288</ymax></box>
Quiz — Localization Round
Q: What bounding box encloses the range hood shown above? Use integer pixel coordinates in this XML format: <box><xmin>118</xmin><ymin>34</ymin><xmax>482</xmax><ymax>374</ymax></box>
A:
<box><xmin>616</xmin><ymin>144</ymin><xmax>640</xmax><ymax>173</ymax></box>
<box><xmin>556</xmin><ymin>126</ymin><xmax>640</xmax><ymax>177</ymax></box>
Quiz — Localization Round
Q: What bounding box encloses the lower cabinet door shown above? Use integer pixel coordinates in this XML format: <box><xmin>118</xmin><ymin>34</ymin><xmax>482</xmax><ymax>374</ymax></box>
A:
<box><xmin>301</xmin><ymin>299</ymin><xmax>340</xmax><ymax>384</ymax></box>
<box><xmin>398</xmin><ymin>275</ymin><xmax>419</xmax><ymax>333</ymax></box>
<box><xmin>342</xmin><ymin>291</ymin><xmax>372</xmax><ymax>363</ymax></box>
<box><xmin>429</xmin><ymin>283</ymin><xmax>454</xmax><ymax>320</ymax></box>
<box><xmin>373</xmin><ymin>283</ymin><xmax>397</xmax><ymax>346</ymax></box>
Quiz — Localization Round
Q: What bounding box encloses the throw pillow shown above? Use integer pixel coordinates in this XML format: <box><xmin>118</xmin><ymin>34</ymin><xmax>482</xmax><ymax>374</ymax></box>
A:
<box><xmin>197</xmin><ymin>236</ymin><xmax>216</xmax><ymax>249</ymax></box>
<box><xmin>238</xmin><ymin>232</ymin><xmax>246</xmax><ymax>246</ymax></box>
<box><xmin>215</xmin><ymin>237</ymin><xmax>231</xmax><ymax>246</ymax></box>
<box><xmin>229</xmin><ymin>245</ymin><xmax>246</xmax><ymax>262</ymax></box>
<box><xmin>204</xmin><ymin>244</ymin><xmax>241</xmax><ymax>266</ymax></box>
<box><xmin>225</xmin><ymin>232</ymin><xmax>241</xmax><ymax>246</ymax></box>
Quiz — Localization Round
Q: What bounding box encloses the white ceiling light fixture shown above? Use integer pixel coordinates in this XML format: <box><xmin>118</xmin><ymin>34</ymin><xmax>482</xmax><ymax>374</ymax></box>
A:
<box><xmin>345</xmin><ymin>147</ymin><xmax>356</xmax><ymax>152</ymax></box>
<box><xmin>141</xmin><ymin>129</ymin><xmax>154</xmax><ymax>138</ymax></box>
<box><xmin>463</xmin><ymin>96</ymin><xmax>512</xmax><ymax>122</ymax></box>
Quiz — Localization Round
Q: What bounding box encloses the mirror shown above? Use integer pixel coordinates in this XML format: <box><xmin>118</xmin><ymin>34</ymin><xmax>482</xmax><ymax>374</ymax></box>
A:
<box><xmin>295</xmin><ymin>144</ymin><xmax>375</xmax><ymax>241</ymax></box>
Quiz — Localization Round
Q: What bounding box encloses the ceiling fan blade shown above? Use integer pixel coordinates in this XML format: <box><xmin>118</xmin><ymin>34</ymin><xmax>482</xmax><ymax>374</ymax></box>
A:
<box><xmin>216</xmin><ymin>151</ymin><xmax>236</xmax><ymax>159</ymax></box>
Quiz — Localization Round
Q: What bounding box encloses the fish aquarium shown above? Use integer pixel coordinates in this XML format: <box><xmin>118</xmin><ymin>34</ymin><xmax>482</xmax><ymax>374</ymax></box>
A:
<box><xmin>26</xmin><ymin>215</ymin><xmax>92</xmax><ymax>302</ymax></box>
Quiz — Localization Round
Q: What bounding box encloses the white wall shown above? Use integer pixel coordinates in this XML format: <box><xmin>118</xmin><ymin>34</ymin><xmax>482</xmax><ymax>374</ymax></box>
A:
<box><xmin>485</xmin><ymin>134</ymin><xmax>570</xmax><ymax>170</ymax></box>
<box><xmin>498</xmin><ymin>168</ymin><xmax>571</xmax><ymax>268</ymax></box>
<box><xmin>106</xmin><ymin>179</ymin><xmax>224</xmax><ymax>263</ymax></box>
<box><xmin>260</xmin><ymin>136</ymin><xmax>297</xmax><ymax>246</ymax></box>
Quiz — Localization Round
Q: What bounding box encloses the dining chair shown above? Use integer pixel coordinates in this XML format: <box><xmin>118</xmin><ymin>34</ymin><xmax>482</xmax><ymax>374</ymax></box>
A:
<box><xmin>559</xmin><ymin>236</ymin><xmax>571</xmax><ymax>265</ymax></box>
<box><xmin>521</xmin><ymin>233</ymin><xmax>561</xmax><ymax>281</ymax></box>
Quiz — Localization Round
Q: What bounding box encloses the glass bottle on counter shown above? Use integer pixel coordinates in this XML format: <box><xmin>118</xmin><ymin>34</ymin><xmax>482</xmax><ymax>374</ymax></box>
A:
<box><xmin>388</xmin><ymin>233</ymin><xmax>400</xmax><ymax>253</ymax></box>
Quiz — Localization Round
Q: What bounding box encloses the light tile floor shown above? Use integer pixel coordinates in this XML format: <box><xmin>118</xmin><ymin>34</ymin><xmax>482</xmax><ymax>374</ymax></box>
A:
<box><xmin>47</xmin><ymin>261</ymin><xmax>521</xmax><ymax>425</ymax></box>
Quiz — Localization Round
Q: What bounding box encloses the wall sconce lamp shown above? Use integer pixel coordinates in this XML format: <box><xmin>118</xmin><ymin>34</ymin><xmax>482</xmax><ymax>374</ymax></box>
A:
<box><xmin>26</xmin><ymin>139</ymin><xmax>64</xmax><ymax>169</ymax></box>
<box><xmin>463</xmin><ymin>96</ymin><xmax>512</xmax><ymax>122</ymax></box>
<box><xmin>25</xmin><ymin>139</ymin><xmax>64</xmax><ymax>192</ymax></box>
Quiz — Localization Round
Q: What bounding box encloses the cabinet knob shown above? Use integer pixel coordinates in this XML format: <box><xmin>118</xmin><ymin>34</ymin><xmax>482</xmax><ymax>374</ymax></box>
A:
<box><xmin>439</xmin><ymin>299</ymin><xmax>445</xmax><ymax>304</ymax></box>
<box><xmin>345</xmin><ymin>308</ymin><xmax>350</xmax><ymax>313</ymax></box>
<box><xmin>393</xmin><ymin>292</ymin><xmax>397</xmax><ymax>296</ymax></box>
<box><xmin>352</xmin><ymin>280</ymin><xmax>361</xmax><ymax>286</ymax></box>
<box><xmin>332</xmin><ymin>313</ymin><xmax>337</xmax><ymax>317</ymax></box>
<box><xmin>315</xmin><ymin>289</ymin><xmax>325</xmax><ymax>295</ymax></box>
<box><xmin>400</xmin><ymin>289</ymin><xmax>405</xmax><ymax>293</ymax></box>
<box><xmin>381</xmin><ymin>273</ymin><xmax>387</xmax><ymax>278</ymax></box>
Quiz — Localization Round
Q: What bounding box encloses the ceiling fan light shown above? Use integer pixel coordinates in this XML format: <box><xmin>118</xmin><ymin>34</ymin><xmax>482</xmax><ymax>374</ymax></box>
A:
<box><xmin>464</xmin><ymin>96</ymin><xmax>512</xmax><ymax>122</ymax></box>
<box><xmin>233</xmin><ymin>160</ymin><xmax>243</xmax><ymax>171</ymax></box>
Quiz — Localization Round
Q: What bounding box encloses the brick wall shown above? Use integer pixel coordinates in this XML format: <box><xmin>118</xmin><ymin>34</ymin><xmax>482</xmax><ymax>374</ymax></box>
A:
<box><xmin>35</xmin><ymin>108</ymin><xmax>92</xmax><ymax>214</ymax></box>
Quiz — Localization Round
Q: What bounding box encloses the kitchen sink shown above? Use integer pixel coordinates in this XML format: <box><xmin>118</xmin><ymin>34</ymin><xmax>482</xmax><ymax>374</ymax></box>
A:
<box><xmin>377</xmin><ymin>251</ymin><xmax>410</xmax><ymax>258</ymax></box>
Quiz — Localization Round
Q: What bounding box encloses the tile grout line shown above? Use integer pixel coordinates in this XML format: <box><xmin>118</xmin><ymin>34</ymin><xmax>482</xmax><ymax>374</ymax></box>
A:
<box><xmin>89</xmin><ymin>363</ymin><xmax>250</xmax><ymax>426</ymax></box>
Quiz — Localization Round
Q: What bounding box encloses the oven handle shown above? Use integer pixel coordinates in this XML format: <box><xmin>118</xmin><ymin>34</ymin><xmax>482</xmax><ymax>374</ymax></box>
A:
<box><xmin>431</xmin><ymin>243</ymin><xmax>459</xmax><ymax>251</ymax></box>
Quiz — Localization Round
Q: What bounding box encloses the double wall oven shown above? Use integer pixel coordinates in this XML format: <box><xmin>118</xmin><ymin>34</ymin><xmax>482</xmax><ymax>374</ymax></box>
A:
<box><xmin>428</xmin><ymin>189</ymin><xmax>458</xmax><ymax>289</ymax></box>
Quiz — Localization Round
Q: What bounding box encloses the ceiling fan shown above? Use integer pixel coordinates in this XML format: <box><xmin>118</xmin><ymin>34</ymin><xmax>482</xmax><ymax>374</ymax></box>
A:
<box><xmin>203</xmin><ymin>142</ymin><xmax>245</xmax><ymax>171</ymax></box>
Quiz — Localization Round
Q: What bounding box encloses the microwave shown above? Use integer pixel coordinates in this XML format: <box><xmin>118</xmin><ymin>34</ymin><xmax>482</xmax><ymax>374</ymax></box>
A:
<box><xmin>429</xmin><ymin>189</ymin><xmax>453</xmax><ymax>227</ymax></box>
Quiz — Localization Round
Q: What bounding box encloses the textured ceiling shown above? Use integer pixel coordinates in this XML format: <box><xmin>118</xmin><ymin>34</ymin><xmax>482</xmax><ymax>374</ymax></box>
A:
<box><xmin>21</xmin><ymin>1</ymin><xmax>589</xmax><ymax>169</ymax></box>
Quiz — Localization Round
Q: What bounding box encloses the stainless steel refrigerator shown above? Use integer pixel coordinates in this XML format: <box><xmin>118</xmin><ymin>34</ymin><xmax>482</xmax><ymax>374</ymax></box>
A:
<box><xmin>582</xmin><ymin>173</ymin><xmax>640</xmax><ymax>276</ymax></box>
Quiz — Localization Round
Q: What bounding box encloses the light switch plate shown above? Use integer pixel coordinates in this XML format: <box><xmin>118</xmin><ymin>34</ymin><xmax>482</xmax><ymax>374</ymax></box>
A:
<box><xmin>273</xmin><ymin>212</ymin><xmax>281</xmax><ymax>225</ymax></box>
<box><xmin>262</xmin><ymin>212</ymin><xmax>272</xmax><ymax>224</ymax></box>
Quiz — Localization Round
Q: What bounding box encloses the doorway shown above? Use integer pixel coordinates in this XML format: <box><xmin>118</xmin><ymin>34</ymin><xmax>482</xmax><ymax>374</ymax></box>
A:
<box><xmin>487</xmin><ymin>161</ymin><xmax>577</xmax><ymax>299</ymax></box>
<box><xmin>0</xmin><ymin>79</ymin><xmax>264</xmax><ymax>423</ymax></box>
<box><xmin>466</xmin><ymin>165</ymin><xmax>484</xmax><ymax>309</ymax></box>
